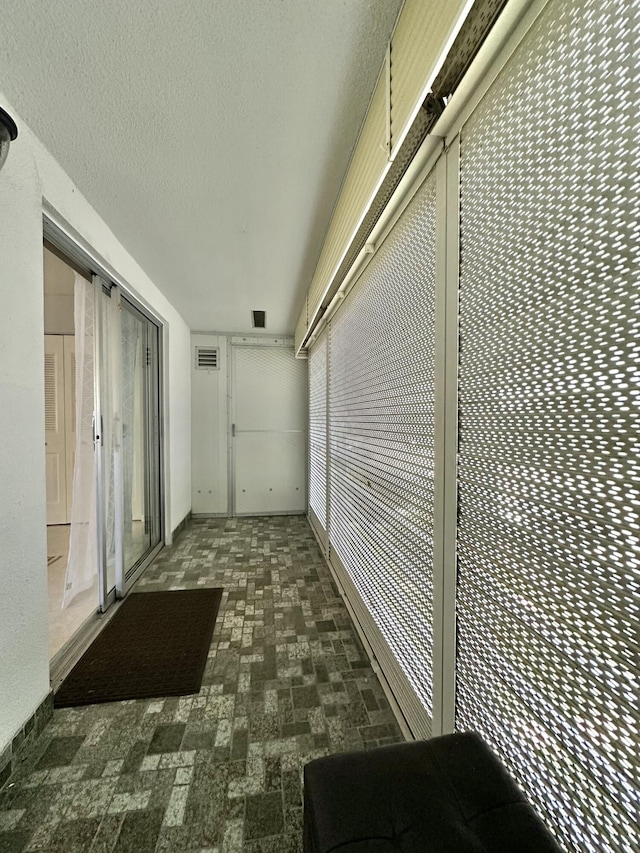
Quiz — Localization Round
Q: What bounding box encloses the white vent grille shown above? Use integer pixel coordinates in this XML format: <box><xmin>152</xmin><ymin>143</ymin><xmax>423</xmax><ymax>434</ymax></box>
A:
<box><xmin>195</xmin><ymin>346</ymin><xmax>219</xmax><ymax>370</ymax></box>
<box><xmin>328</xmin><ymin>168</ymin><xmax>438</xmax><ymax>737</ymax></box>
<box><xmin>455</xmin><ymin>0</ymin><xmax>639</xmax><ymax>851</ymax></box>
<box><xmin>308</xmin><ymin>332</ymin><xmax>328</xmax><ymax>530</ymax></box>
<box><xmin>44</xmin><ymin>352</ymin><xmax>58</xmax><ymax>432</ymax></box>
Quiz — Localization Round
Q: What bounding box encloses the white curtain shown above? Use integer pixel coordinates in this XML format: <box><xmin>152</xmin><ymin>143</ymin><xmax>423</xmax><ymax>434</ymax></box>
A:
<box><xmin>63</xmin><ymin>275</ymin><xmax>98</xmax><ymax>607</ymax></box>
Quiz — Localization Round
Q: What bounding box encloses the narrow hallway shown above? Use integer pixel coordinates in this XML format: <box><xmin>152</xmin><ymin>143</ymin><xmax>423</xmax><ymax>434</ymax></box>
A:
<box><xmin>0</xmin><ymin>517</ymin><xmax>402</xmax><ymax>852</ymax></box>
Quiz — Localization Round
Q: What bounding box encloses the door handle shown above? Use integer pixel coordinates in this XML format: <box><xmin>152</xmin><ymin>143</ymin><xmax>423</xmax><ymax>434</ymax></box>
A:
<box><xmin>232</xmin><ymin>423</ymin><xmax>236</xmax><ymax>438</ymax></box>
<box><xmin>92</xmin><ymin>413</ymin><xmax>103</xmax><ymax>447</ymax></box>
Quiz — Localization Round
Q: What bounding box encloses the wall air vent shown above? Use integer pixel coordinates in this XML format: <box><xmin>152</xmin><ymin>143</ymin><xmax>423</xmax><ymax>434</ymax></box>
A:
<box><xmin>252</xmin><ymin>310</ymin><xmax>266</xmax><ymax>329</ymax></box>
<box><xmin>195</xmin><ymin>346</ymin><xmax>219</xmax><ymax>370</ymax></box>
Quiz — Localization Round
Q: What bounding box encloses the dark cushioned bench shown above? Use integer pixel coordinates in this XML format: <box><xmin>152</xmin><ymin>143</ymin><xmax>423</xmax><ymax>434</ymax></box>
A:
<box><xmin>303</xmin><ymin>732</ymin><xmax>562</xmax><ymax>852</ymax></box>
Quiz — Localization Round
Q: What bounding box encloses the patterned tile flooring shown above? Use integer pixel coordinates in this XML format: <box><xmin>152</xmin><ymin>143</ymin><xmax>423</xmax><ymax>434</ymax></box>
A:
<box><xmin>0</xmin><ymin>517</ymin><xmax>403</xmax><ymax>852</ymax></box>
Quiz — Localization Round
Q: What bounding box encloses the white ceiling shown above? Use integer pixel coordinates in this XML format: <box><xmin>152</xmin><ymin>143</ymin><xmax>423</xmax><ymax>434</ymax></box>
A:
<box><xmin>1</xmin><ymin>0</ymin><xmax>402</xmax><ymax>334</ymax></box>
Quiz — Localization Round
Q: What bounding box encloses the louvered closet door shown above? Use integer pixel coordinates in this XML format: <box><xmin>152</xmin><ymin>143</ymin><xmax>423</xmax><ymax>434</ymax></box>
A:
<box><xmin>308</xmin><ymin>332</ymin><xmax>328</xmax><ymax>541</ymax></box>
<box><xmin>455</xmin><ymin>0</ymin><xmax>639</xmax><ymax>850</ymax></box>
<box><xmin>328</xmin><ymin>169</ymin><xmax>438</xmax><ymax>738</ymax></box>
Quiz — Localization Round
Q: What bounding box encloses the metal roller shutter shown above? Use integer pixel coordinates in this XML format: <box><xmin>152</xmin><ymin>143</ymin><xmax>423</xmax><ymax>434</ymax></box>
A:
<box><xmin>308</xmin><ymin>333</ymin><xmax>328</xmax><ymax>534</ymax></box>
<box><xmin>328</xmin><ymin>167</ymin><xmax>438</xmax><ymax>737</ymax></box>
<box><xmin>455</xmin><ymin>0</ymin><xmax>639</xmax><ymax>850</ymax></box>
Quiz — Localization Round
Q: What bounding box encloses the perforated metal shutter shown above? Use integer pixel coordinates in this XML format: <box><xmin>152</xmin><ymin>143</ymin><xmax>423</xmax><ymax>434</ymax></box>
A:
<box><xmin>308</xmin><ymin>333</ymin><xmax>328</xmax><ymax>532</ymax></box>
<box><xmin>455</xmin><ymin>0</ymin><xmax>640</xmax><ymax>851</ymax></box>
<box><xmin>328</xmin><ymin>168</ymin><xmax>438</xmax><ymax>737</ymax></box>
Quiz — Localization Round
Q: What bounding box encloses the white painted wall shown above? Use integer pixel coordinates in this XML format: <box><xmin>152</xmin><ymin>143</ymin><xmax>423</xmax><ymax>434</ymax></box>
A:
<box><xmin>0</xmin><ymin>103</ymin><xmax>50</xmax><ymax>756</ymax></box>
<box><xmin>191</xmin><ymin>334</ymin><xmax>229</xmax><ymax>515</ymax></box>
<box><xmin>0</xmin><ymin>94</ymin><xmax>192</xmax><ymax>758</ymax></box>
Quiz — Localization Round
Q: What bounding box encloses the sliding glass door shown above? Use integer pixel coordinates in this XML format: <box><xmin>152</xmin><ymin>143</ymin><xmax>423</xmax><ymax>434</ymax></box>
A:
<box><xmin>96</xmin><ymin>279</ymin><xmax>162</xmax><ymax>608</ymax></box>
<box><xmin>119</xmin><ymin>296</ymin><xmax>161</xmax><ymax>587</ymax></box>
<box><xmin>43</xmin><ymin>222</ymin><xmax>165</xmax><ymax>670</ymax></box>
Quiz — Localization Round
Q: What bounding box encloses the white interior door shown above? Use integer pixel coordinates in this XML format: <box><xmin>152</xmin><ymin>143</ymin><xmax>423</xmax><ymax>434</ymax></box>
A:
<box><xmin>45</xmin><ymin>335</ymin><xmax>67</xmax><ymax>525</ymax></box>
<box><xmin>232</xmin><ymin>345</ymin><xmax>307</xmax><ymax>515</ymax></box>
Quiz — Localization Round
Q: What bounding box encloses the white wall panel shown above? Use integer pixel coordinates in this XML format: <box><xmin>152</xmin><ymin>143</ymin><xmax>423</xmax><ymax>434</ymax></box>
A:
<box><xmin>232</xmin><ymin>346</ymin><xmax>307</xmax><ymax>515</ymax></box>
<box><xmin>234</xmin><ymin>432</ymin><xmax>306</xmax><ymax>515</ymax></box>
<box><xmin>191</xmin><ymin>334</ymin><xmax>228</xmax><ymax>515</ymax></box>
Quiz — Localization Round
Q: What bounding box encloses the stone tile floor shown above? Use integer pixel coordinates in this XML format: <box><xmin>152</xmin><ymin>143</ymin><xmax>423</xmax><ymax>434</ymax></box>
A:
<box><xmin>0</xmin><ymin>517</ymin><xmax>403</xmax><ymax>852</ymax></box>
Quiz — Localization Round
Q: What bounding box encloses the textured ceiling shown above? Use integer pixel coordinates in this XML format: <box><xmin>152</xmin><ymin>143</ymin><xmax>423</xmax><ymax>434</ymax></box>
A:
<box><xmin>1</xmin><ymin>0</ymin><xmax>402</xmax><ymax>333</ymax></box>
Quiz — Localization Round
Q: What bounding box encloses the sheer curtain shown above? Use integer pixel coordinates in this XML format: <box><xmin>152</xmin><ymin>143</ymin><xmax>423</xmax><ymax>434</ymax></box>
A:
<box><xmin>63</xmin><ymin>274</ymin><xmax>97</xmax><ymax>607</ymax></box>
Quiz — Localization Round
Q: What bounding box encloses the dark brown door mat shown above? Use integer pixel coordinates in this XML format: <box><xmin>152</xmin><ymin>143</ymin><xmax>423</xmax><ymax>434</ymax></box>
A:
<box><xmin>54</xmin><ymin>588</ymin><xmax>223</xmax><ymax>708</ymax></box>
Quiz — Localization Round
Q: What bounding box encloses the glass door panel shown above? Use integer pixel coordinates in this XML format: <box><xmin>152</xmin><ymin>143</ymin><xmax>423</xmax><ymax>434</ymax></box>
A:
<box><xmin>95</xmin><ymin>281</ymin><xmax>162</xmax><ymax>604</ymax></box>
<box><xmin>118</xmin><ymin>296</ymin><xmax>161</xmax><ymax>591</ymax></box>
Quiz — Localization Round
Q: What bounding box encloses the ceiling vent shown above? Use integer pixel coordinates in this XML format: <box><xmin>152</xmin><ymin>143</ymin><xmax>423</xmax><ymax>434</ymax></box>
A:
<box><xmin>195</xmin><ymin>346</ymin><xmax>219</xmax><ymax>370</ymax></box>
<box><xmin>252</xmin><ymin>310</ymin><xmax>266</xmax><ymax>329</ymax></box>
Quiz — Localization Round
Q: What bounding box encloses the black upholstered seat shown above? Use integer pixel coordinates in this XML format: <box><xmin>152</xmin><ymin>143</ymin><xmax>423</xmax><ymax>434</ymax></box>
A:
<box><xmin>303</xmin><ymin>732</ymin><xmax>562</xmax><ymax>852</ymax></box>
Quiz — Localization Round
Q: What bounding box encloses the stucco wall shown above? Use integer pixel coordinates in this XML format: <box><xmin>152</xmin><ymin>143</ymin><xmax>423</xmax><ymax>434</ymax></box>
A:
<box><xmin>0</xmin><ymin>94</ymin><xmax>192</xmax><ymax>756</ymax></box>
